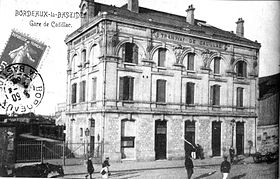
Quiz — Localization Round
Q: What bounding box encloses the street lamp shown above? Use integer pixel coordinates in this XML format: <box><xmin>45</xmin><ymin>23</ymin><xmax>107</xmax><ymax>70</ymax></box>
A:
<box><xmin>85</xmin><ymin>128</ymin><xmax>90</xmax><ymax>158</ymax></box>
<box><xmin>230</xmin><ymin>119</ymin><xmax>235</xmax><ymax>146</ymax></box>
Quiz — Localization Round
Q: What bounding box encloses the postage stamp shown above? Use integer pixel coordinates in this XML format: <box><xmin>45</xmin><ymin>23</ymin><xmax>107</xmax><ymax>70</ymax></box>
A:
<box><xmin>0</xmin><ymin>30</ymin><xmax>47</xmax><ymax>71</ymax></box>
<box><xmin>0</xmin><ymin>63</ymin><xmax>45</xmax><ymax>114</ymax></box>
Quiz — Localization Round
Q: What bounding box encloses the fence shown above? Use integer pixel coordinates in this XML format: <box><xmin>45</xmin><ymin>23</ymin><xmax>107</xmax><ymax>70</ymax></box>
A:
<box><xmin>16</xmin><ymin>141</ymin><xmax>103</xmax><ymax>165</ymax></box>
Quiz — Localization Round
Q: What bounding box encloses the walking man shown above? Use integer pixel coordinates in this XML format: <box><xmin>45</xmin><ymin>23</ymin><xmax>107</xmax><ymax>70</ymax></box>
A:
<box><xmin>185</xmin><ymin>156</ymin><xmax>194</xmax><ymax>179</ymax></box>
<box><xmin>220</xmin><ymin>156</ymin><xmax>231</xmax><ymax>179</ymax></box>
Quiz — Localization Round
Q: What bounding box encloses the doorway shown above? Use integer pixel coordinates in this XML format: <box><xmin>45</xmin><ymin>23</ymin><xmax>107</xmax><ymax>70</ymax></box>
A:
<box><xmin>184</xmin><ymin>121</ymin><xmax>195</xmax><ymax>157</ymax></box>
<box><xmin>212</xmin><ymin>121</ymin><xmax>221</xmax><ymax>156</ymax></box>
<box><xmin>236</xmin><ymin>122</ymin><xmax>244</xmax><ymax>155</ymax></box>
<box><xmin>155</xmin><ymin>120</ymin><xmax>167</xmax><ymax>160</ymax></box>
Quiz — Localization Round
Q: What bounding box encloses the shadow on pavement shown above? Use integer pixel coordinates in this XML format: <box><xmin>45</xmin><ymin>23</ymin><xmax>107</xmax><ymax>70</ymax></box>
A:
<box><xmin>231</xmin><ymin>173</ymin><xmax>246</xmax><ymax>179</ymax></box>
<box><xmin>193</xmin><ymin>171</ymin><xmax>216</xmax><ymax>179</ymax></box>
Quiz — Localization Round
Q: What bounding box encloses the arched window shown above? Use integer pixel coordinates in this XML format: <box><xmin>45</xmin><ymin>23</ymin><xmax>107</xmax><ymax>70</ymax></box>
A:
<box><xmin>236</xmin><ymin>61</ymin><xmax>247</xmax><ymax>77</ymax></box>
<box><xmin>213</xmin><ymin>57</ymin><xmax>220</xmax><ymax>74</ymax></box>
<box><xmin>90</xmin><ymin>44</ymin><xmax>99</xmax><ymax>66</ymax></box>
<box><xmin>119</xmin><ymin>43</ymin><xmax>138</xmax><ymax>64</ymax></box>
<box><xmin>81</xmin><ymin>4</ymin><xmax>87</xmax><ymax>25</ymax></box>
<box><xmin>72</xmin><ymin>55</ymin><xmax>78</xmax><ymax>73</ymax></box>
<box><xmin>81</xmin><ymin>49</ymin><xmax>87</xmax><ymax>66</ymax></box>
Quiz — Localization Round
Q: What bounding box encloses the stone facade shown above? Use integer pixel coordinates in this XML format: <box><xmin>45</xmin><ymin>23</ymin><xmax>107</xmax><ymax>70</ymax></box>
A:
<box><xmin>64</xmin><ymin>0</ymin><xmax>261</xmax><ymax>161</ymax></box>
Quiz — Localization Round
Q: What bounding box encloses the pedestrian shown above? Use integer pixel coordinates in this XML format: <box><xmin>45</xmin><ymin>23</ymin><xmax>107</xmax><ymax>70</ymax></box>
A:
<box><xmin>100</xmin><ymin>157</ymin><xmax>110</xmax><ymax>178</ymax></box>
<box><xmin>220</xmin><ymin>156</ymin><xmax>231</xmax><ymax>179</ymax></box>
<box><xmin>85</xmin><ymin>157</ymin><xmax>94</xmax><ymax>179</ymax></box>
<box><xmin>185</xmin><ymin>156</ymin><xmax>194</xmax><ymax>179</ymax></box>
<box><xmin>229</xmin><ymin>146</ymin><xmax>235</xmax><ymax>164</ymax></box>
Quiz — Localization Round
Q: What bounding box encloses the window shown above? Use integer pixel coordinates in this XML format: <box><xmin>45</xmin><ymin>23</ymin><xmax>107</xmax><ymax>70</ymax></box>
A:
<box><xmin>121</xmin><ymin>120</ymin><xmax>135</xmax><ymax>148</ymax></box>
<box><xmin>90</xmin><ymin>44</ymin><xmax>99</xmax><ymax>66</ymax></box>
<box><xmin>237</xmin><ymin>87</ymin><xmax>244</xmax><ymax>107</ymax></box>
<box><xmin>81</xmin><ymin>49</ymin><xmax>87</xmax><ymax>66</ymax></box>
<box><xmin>92</xmin><ymin>78</ymin><xmax>97</xmax><ymax>101</ymax></box>
<box><xmin>79</xmin><ymin>81</ymin><xmax>86</xmax><ymax>102</ymax></box>
<box><xmin>80</xmin><ymin>128</ymin><xmax>83</xmax><ymax>137</ymax></box>
<box><xmin>71</xmin><ymin>83</ymin><xmax>77</xmax><ymax>103</ymax></box>
<box><xmin>72</xmin><ymin>55</ymin><xmax>78</xmax><ymax>73</ymax></box>
<box><xmin>158</xmin><ymin>48</ymin><xmax>167</xmax><ymax>67</ymax></box>
<box><xmin>119</xmin><ymin>76</ymin><xmax>134</xmax><ymax>100</ymax></box>
<box><xmin>186</xmin><ymin>82</ymin><xmax>195</xmax><ymax>104</ymax></box>
<box><xmin>156</xmin><ymin>79</ymin><xmax>166</xmax><ymax>103</ymax></box>
<box><xmin>187</xmin><ymin>53</ymin><xmax>195</xmax><ymax>70</ymax></box>
<box><xmin>236</xmin><ymin>61</ymin><xmax>247</xmax><ymax>77</ymax></box>
<box><xmin>210</xmin><ymin>84</ymin><xmax>220</xmax><ymax>106</ymax></box>
<box><xmin>213</xmin><ymin>57</ymin><xmax>220</xmax><ymax>74</ymax></box>
<box><xmin>121</xmin><ymin>43</ymin><xmax>138</xmax><ymax>64</ymax></box>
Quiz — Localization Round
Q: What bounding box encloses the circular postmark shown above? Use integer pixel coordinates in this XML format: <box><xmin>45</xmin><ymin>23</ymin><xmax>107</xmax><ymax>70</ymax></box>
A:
<box><xmin>0</xmin><ymin>63</ymin><xmax>45</xmax><ymax>114</ymax></box>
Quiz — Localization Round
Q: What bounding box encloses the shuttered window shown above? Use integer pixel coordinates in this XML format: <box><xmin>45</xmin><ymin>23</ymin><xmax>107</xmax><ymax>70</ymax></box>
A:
<box><xmin>92</xmin><ymin>78</ymin><xmax>97</xmax><ymax>101</ymax></box>
<box><xmin>186</xmin><ymin>82</ymin><xmax>195</xmax><ymax>104</ymax></box>
<box><xmin>156</xmin><ymin>79</ymin><xmax>166</xmax><ymax>102</ymax></box>
<box><xmin>237</xmin><ymin>87</ymin><xmax>244</xmax><ymax>107</ymax></box>
<box><xmin>79</xmin><ymin>81</ymin><xmax>86</xmax><ymax>102</ymax></box>
<box><xmin>119</xmin><ymin>76</ymin><xmax>134</xmax><ymax>100</ymax></box>
<box><xmin>71</xmin><ymin>83</ymin><xmax>77</xmax><ymax>104</ymax></box>
<box><xmin>123</xmin><ymin>43</ymin><xmax>138</xmax><ymax>64</ymax></box>
<box><xmin>187</xmin><ymin>53</ymin><xmax>195</xmax><ymax>70</ymax></box>
<box><xmin>236</xmin><ymin>61</ymin><xmax>247</xmax><ymax>77</ymax></box>
<box><xmin>158</xmin><ymin>48</ymin><xmax>166</xmax><ymax>67</ymax></box>
<box><xmin>210</xmin><ymin>85</ymin><xmax>220</xmax><ymax>106</ymax></box>
<box><xmin>214</xmin><ymin>57</ymin><xmax>220</xmax><ymax>74</ymax></box>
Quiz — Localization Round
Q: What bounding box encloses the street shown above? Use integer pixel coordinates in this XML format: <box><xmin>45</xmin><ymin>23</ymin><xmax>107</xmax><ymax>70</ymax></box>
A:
<box><xmin>62</xmin><ymin>159</ymin><xmax>278</xmax><ymax>179</ymax></box>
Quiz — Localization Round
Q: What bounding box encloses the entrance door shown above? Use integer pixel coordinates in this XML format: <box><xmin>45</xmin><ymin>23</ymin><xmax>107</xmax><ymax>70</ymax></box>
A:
<box><xmin>155</xmin><ymin>120</ymin><xmax>167</xmax><ymax>160</ymax></box>
<box><xmin>236</xmin><ymin>122</ymin><xmax>244</xmax><ymax>155</ymax></box>
<box><xmin>212</xmin><ymin>121</ymin><xmax>221</xmax><ymax>156</ymax></box>
<box><xmin>184</xmin><ymin>121</ymin><xmax>195</xmax><ymax>157</ymax></box>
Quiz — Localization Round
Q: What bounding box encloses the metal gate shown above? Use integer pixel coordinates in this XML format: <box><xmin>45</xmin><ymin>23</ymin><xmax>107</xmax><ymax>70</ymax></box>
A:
<box><xmin>16</xmin><ymin>141</ymin><xmax>102</xmax><ymax>165</ymax></box>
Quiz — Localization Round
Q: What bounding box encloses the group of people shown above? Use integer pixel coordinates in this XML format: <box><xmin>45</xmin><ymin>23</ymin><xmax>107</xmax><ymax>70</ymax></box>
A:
<box><xmin>85</xmin><ymin>145</ymin><xmax>235</xmax><ymax>179</ymax></box>
<box><xmin>85</xmin><ymin>157</ymin><xmax>111</xmax><ymax>179</ymax></box>
<box><xmin>185</xmin><ymin>143</ymin><xmax>235</xmax><ymax>179</ymax></box>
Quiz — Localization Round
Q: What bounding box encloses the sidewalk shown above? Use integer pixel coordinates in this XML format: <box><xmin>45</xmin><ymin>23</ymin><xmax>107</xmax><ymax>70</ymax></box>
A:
<box><xmin>63</xmin><ymin>155</ymin><xmax>254</xmax><ymax>177</ymax></box>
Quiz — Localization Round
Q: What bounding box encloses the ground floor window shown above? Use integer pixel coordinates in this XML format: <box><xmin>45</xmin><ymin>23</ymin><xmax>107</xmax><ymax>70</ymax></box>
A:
<box><xmin>121</xmin><ymin>119</ymin><xmax>136</xmax><ymax>159</ymax></box>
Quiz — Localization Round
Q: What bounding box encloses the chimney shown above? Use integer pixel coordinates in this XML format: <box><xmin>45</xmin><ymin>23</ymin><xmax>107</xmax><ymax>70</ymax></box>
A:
<box><xmin>128</xmin><ymin>0</ymin><xmax>139</xmax><ymax>13</ymax></box>
<box><xmin>186</xmin><ymin>4</ymin><xmax>195</xmax><ymax>25</ymax></box>
<box><xmin>236</xmin><ymin>18</ymin><xmax>244</xmax><ymax>37</ymax></box>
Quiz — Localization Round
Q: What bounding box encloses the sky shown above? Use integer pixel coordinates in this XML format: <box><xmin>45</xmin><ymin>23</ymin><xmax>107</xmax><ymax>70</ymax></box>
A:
<box><xmin>0</xmin><ymin>0</ymin><xmax>279</xmax><ymax>115</ymax></box>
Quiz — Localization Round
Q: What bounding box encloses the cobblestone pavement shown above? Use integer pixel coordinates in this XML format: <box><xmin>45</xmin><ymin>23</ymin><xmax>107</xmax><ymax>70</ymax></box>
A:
<box><xmin>61</xmin><ymin>157</ymin><xmax>278</xmax><ymax>179</ymax></box>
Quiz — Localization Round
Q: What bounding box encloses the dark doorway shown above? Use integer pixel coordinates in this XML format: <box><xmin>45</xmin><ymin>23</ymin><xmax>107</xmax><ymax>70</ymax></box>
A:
<box><xmin>236</xmin><ymin>122</ymin><xmax>244</xmax><ymax>155</ymax></box>
<box><xmin>155</xmin><ymin>120</ymin><xmax>167</xmax><ymax>160</ymax></box>
<box><xmin>212</xmin><ymin>121</ymin><xmax>221</xmax><ymax>156</ymax></box>
<box><xmin>184</xmin><ymin>121</ymin><xmax>195</xmax><ymax>157</ymax></box>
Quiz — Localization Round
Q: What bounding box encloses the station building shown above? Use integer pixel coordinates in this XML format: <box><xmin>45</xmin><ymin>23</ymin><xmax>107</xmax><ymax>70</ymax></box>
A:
<box><xmin>64</xmin><ymin>0</ymin><xmax>261</xmax><ymax>161</ymax></box>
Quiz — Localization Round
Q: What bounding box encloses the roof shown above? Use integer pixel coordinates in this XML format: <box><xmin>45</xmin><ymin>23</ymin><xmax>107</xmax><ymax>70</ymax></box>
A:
<box><xmin>259</xmin><ymin>73</ymin><xmax>280</xmax><ymax>100</ymax></box>
<box><xmin>71</xmin><ymin>2</ymin><xmax>260</xmax><ymax>48</ymax></box>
